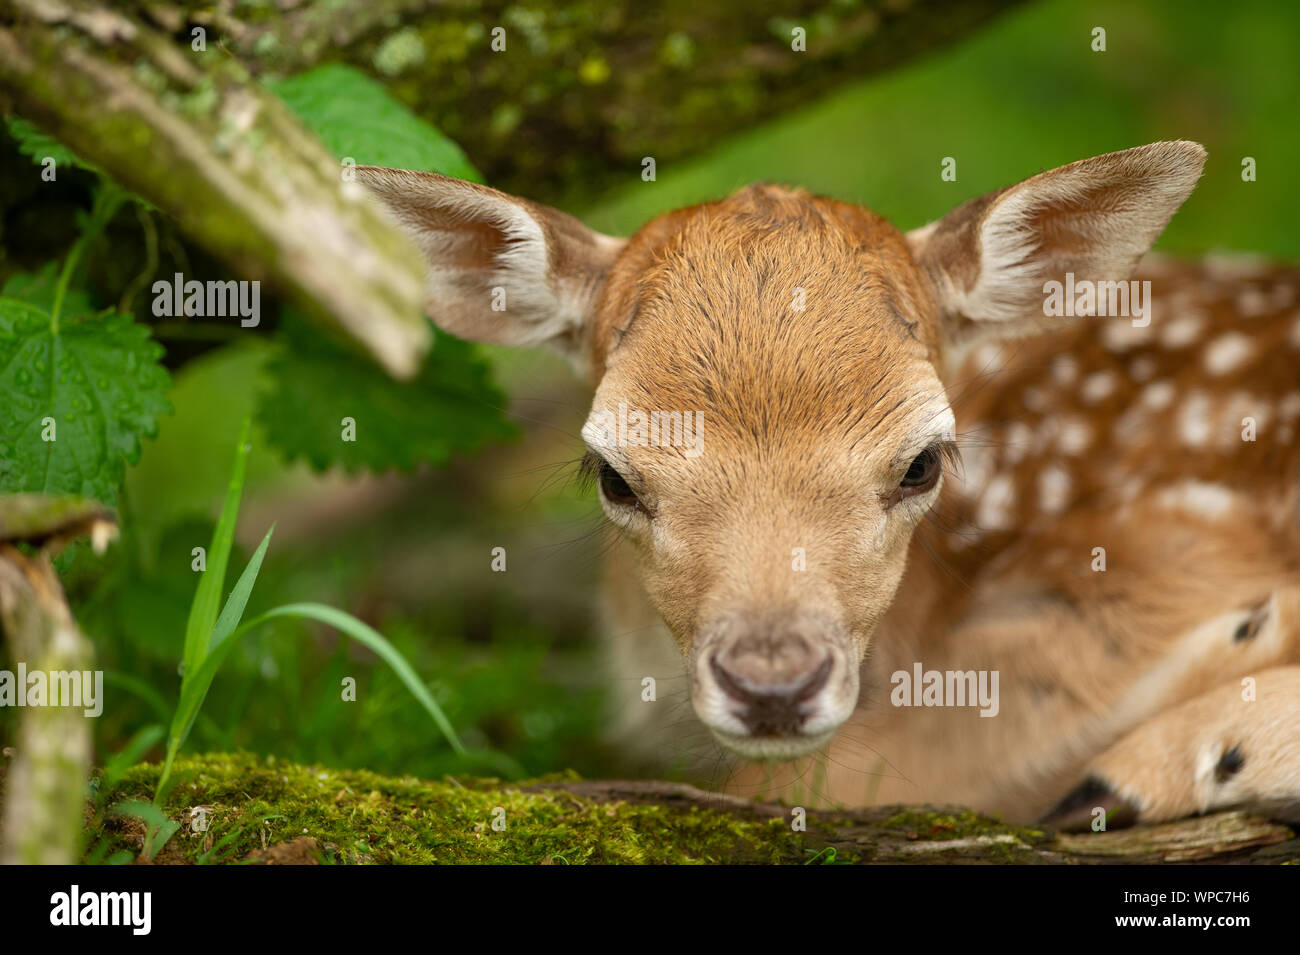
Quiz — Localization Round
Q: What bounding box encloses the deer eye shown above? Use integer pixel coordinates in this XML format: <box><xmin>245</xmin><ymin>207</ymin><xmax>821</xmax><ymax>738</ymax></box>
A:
<box><xmin>598</xmin><ymin>459</ymin><xmax>641</xmax><ymax>509</ymax></box>
<box><xmin>894</xmin><ymin>446</ymin><xmax>942</xmax><ymax>501</ymax></box>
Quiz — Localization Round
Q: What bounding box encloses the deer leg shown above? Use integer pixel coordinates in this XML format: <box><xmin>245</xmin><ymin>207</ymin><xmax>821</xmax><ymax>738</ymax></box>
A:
<box><xmin>1043</xmin><ymin>665</ymin><xmax>1300</xmax><ymax>829</ymax></box>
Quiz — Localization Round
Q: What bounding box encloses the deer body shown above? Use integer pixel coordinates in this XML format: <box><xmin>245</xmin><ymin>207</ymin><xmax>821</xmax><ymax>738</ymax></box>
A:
<box><xmin>357</xmin><ymin>143</ymin><xmax>1300</xmax><ymax>827</ymax></box>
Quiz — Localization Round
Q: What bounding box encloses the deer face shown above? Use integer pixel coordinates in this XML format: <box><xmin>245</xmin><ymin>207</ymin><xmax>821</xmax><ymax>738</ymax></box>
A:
<box><xmin>356</xmin><ymin>141</ymin><xmax>1205</xmax><ymax>760</ymax></box>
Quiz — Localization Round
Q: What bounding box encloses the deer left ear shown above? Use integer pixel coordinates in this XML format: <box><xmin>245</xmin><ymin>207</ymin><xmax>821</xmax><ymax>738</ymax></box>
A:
<box><xmin>906</xmin><ymin>141</ymin><xmax>1207</xmax><ymax>344</ymax></box>
<box><xmin>353</xmin><ymin>166</ymin><xmax>625</xmax><ymax>370</ymax></box>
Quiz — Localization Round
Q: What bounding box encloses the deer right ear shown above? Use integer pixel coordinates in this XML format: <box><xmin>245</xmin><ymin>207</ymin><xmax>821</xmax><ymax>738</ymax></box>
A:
<box><xmin>906</xmin><ymin>141</ymin><xmax>1207</xmax><ymax>345</ymax></box>
<box><xmin>353</xmin><ymin>167</ymin><xmax>625</xmax><ymax>369</ymax></box>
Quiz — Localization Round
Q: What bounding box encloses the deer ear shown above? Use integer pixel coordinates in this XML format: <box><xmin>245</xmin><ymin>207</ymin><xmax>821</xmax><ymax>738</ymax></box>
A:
<box><xmin>353</xmin><ymin>166</ymin><xmax>625</xmax><ymax>367</ymax></box>
<box><xmin>907</xmin><ymin>141</ymin><xmax>1207</xmax><ymax>344</ymax></box>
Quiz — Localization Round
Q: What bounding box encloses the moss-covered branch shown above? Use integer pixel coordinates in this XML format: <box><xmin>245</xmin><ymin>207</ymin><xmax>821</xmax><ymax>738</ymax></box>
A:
<box><xmin>122</xmin><ymin>0</ymin><xmax>1026</xmax><ymax>205</ymax></box>
<box><xmin>60</xmin><ymin>754</ymin><xmax>1299</xmax><ymax>864</ymax></box>
<box><xmin>0</xmin><ymin>0</ymin><xmax>432</xmax><ymax>378</ymax></box>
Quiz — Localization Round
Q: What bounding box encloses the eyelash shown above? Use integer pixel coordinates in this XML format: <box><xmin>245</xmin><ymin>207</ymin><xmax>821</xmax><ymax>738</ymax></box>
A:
<box><xmin>578</xmin><ymin>451</ymin><xmax>648</xmax><ymax>515</ymax></box>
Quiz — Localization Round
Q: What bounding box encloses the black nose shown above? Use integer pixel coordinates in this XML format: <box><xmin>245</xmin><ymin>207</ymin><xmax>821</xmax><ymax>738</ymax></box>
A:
<box><xmin>709</xmin><ymin>637</ymin><xmax>832</xmax><ymax>736</ymax></box>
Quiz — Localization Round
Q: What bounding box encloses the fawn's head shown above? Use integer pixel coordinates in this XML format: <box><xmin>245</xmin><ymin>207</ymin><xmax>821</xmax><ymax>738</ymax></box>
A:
<box><xmin>357</xmin><ymin>142</ymin><xmax>1205</xmax><ymax>760</ymax></box>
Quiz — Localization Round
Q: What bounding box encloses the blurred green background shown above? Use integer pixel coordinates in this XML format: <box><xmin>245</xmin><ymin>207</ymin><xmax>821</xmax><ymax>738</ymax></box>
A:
<box><xmin>4</xmin><ymin>0</ymin><xmax>1297</xmax><ymax>784</ymax></box>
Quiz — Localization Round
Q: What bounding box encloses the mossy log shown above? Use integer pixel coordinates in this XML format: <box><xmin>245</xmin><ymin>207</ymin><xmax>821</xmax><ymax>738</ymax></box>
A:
<box><xmin>108</xmin><ymin>0</ymin><xmax>1027</xmax><ymax>206</ymax></box>
<box><xmin>37</xmin><ymin>753</ymin><xmax>1298</xmax><ymax>864</ymax></box>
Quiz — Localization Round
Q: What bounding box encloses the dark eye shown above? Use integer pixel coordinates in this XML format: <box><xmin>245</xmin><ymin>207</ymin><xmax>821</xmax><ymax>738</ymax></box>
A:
<box><xmin>895</xmin><ymin>446</ymin><xmax>942</xmax><ymax>500</ymax></box>
<box><xmin>598</xmin><ymin>459</ymin><xmax>641</xmax><ymax>509</ymax></box>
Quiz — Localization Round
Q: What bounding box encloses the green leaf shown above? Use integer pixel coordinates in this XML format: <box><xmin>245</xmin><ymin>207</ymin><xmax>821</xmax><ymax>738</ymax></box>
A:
<box><xmin>268</xmin><ymin>63</ymin><xmax>480</xmax><ymax>180</ymax></box>
<box><xmin>0</xmin><ymin>299</ymin><xmax>171</xmax><ymax>505</ymax></box>
<box><xmin>259</xmin><ymin>311</ymin><xmax>515</xmax><ymax>472</ymax></box>
<box><xmin>4</xmin><ymin>117</ymin><xmax>97</xmax><ymax>172</ymax></box>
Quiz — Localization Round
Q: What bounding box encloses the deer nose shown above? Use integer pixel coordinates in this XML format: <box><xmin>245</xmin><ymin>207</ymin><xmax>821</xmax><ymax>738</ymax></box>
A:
<box><xmin>708</xmin><ymin>635</ymin><xmax>833</xmax><ymax>736</ymax></box>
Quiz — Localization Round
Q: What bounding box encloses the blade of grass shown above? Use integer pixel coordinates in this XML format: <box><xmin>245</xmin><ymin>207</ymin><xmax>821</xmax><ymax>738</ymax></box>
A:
<box><xmin>210</xmin><ymin>524</ymin><xmax>274</xmax><ymax>651</ymax></box>
<box><xmin>162</xmin><ymin>525</ymin><xmax>273</xmax><ymax>774</ymax></box>
<box><xmin>180</xmin><ymin>417</ymin><xmax>250</xmax><ymax>685</ymax></box>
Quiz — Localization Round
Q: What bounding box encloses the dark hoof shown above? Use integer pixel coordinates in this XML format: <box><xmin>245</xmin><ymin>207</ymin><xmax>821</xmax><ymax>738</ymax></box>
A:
<box><xmin>1040</xmin><ymin>776</ymin><xmax>1140</xmax><ymax>832</ymax></box>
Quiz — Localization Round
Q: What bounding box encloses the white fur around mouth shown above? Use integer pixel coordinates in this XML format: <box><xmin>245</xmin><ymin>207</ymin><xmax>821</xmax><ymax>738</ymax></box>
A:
<box><xmin>709</xmin><ymin>727</ymin><xmax>837</xmax><ymax>762</ymax></box>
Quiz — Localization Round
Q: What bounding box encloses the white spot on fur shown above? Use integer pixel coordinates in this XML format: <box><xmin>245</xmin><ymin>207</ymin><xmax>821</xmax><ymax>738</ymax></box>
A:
<box><xmin>1102</xmin><ymin>320</ymin><xmax>1155</xmax><ymax>352</ymax></box>
<box><xmin>1217</xmin><ymin>392</ymin><xmax>1270</xmax><ymax>448</ymax></box>
<box><xmin>1202</xmin><ymin>332</ymin><xmax>1255</xmax><ymax>376</ymax></box>
<box><xmin>1158</xmin><ymin>311</ymin><xmax>1206</xmax><ymax>348</ymax></box>
<box><xmin>1178</xmin><ymin>391</ymin><xmax>1212</xmax><ymax>448</ymax></box>
<box><xmin>1037</xmin><ymin>465</ymin><xmax>1071</xmax><ymax>514</ymax></box>
<box><xmin>976</xmin><ymin>474</ymin><xmax>1015</xmax><ymax>531</ymax></box>
<box><xmin>1140</xmin><ymin>380</ymin><xmax>1176</xmax><ymax>410</ymax></box>
<box><xmin>957</xmin><ymin>442</ymin><xmax>992</xmax><ymax>498</ymax></box>
<box><xmin>1280</xmin><ymin>393</ymin><xmax>1300</xmax><ymax>422</ymax></box>
<box><xmin>1003</xmin><ymin>421</ymin><xmax>1033</xmax><ymax>465</ymax></box>
<box><xmin>1289</xmin><ymin>315</ymin><xmax>1300</xmax><ymax>349</ymax></box>
<box><xmin>972</xmin><ymin>342</ymin><xmax>1006</xmax><ymax>375</ymax></box>
<box><xmin>1203</xmin><ymin>253</ymin><xmax>1272</xmax><ymax>280</ymax></box>
<box><xmin>1155</xmin><ymin>480</ymin><xmax>1238</xmax><ymax>520</ymax></box>
<box><xmin>1057</xmin><ymin>416</ymin><xmax>1092</xmax><ymax>455</ymax></box>
<box><xmin>1080</xmin><ymin>371</ymin><xmax>1117</xmax><ymax>404</ymax></box>
<box><xmin>1051</xmin><ymin>354</ymin><xmax>1079</xmax><ymax>386</ymax></box>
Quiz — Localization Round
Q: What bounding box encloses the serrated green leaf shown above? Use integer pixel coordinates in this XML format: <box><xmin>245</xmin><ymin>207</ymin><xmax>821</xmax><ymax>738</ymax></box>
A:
<box><xmin>258</xmin><ymin>311</ymin><xmax>515</xmax><ymax>472</ymax></box>
<box><xmin>4</xmin><ymin>116</ymin><xmax>98</xmax><ymax>173</ymax></box>
<box><xmin>0</xmin><ymin>299</ymin><xmax>171</xmax><ymax>505</ymax></box>
<box><xmin>267</xmin><ymin>63</ymin><xmax>481</xmax><ymax>179</ymax></box>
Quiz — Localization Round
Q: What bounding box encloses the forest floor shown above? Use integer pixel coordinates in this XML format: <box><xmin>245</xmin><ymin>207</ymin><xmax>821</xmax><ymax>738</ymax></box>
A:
<box><xmin>49</xmin><ymin>752</ymin><xmax>1300</xmax><ymax>865</ymax></box>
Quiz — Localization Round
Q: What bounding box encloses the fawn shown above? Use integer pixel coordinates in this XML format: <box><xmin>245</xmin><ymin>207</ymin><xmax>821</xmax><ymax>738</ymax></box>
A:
<box><xmin>356</xmin><ymin>142</ymin><xmax>1300</xmax><ymax>827</ymax></box>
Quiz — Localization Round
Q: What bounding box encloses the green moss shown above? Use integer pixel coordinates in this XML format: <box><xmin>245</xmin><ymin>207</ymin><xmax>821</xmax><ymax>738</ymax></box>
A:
<box><xmin>88</xmin><ymin>753</ymin><xmax>838</xmax><ymax>864</ymax></box>
<box><xmin>372</xmin><ymin>29</ymin><xmax>426</xmax><ymax>77</ymax></box>
<box><xmin>881</xmin><ymin>807</ymin><xmax>1045</xmax><ymax>844</ymax></box>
